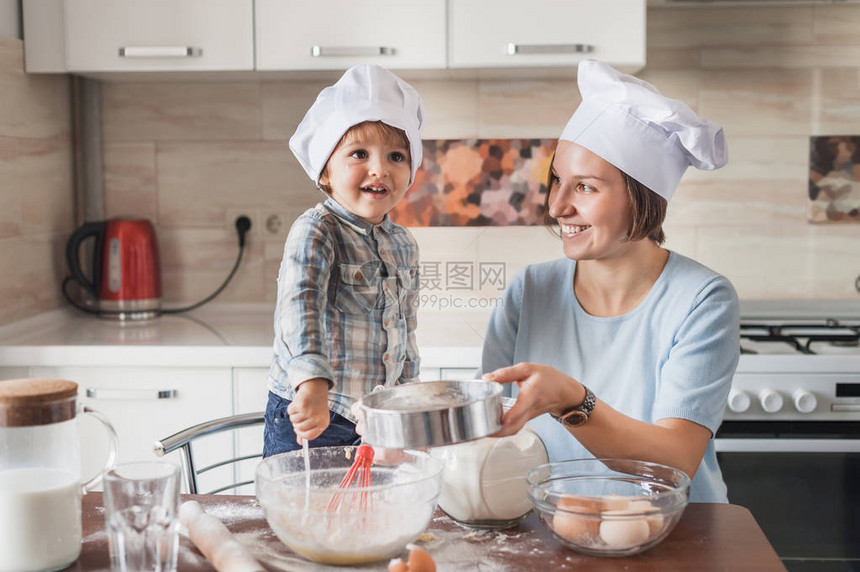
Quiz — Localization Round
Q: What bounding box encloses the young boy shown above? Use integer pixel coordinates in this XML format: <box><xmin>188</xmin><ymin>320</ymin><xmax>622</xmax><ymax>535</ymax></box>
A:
<box><xmin>263</xmin><ymin>65</ymin><xmax>423</xmax><ymax>456</ymax></box>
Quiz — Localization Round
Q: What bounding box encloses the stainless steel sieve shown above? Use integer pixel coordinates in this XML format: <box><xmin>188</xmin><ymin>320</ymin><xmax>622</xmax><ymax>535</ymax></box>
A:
<box><xmin>357</xmin><ymin>380</ymin><xmax>504</xmax><ymax>448</ymax></box>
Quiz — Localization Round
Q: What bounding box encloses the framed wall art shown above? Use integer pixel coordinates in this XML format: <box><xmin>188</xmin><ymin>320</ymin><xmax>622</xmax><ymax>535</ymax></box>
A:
<box><xmin>390</xmin><ymin>138</ymin><xmax>555</xmax><ymax>227</ymax></box>
<box><xmin>809</xmin><ymin>136</ymin><xmax>860</xmax><ymax>223</ymax></box>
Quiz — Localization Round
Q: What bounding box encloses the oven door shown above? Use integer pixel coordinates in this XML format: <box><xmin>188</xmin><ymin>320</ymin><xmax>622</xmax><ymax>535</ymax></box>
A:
<box><xmin>716</xmin><ymin>422</ymin><xmax>860</xmax><ymax>572</ymax></box>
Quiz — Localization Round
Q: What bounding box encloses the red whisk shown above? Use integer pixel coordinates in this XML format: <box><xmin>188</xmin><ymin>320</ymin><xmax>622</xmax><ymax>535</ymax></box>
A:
<box><xmin>327</xmin><ymin>444</ymin><xmax>375</xmax><ymax>513</ymax></box>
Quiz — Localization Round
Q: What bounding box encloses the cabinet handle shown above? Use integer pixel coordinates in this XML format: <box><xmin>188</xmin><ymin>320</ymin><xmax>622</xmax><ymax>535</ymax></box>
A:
<box><xmin>506</xmin><ymin>43</ymin><xmax>594</xmax><ymax>56</ymax></box>
<box><xmin>118</xmin><ymin>46</ymin><xmax>203</xmax><ymax>58</ymax></box>
<box><xmin>86</xmin><ymin>388</ymin><xmax>178</xmax><ymax>400</ymax></box>
<box><xmin>310</xmin><ymin>45</ymin><xmax>395</xmax><ymax>58</ymax></box>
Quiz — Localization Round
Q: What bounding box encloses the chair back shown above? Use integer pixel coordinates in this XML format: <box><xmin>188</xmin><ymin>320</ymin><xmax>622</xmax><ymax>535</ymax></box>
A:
<box><xmin>154</xmin><ymin>411</ymin><xmax>264</xmax><ymax>494</ymax></box>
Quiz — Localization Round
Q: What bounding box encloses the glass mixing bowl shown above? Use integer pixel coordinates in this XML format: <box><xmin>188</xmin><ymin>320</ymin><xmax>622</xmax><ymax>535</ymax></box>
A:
<box><xmin>526</xmin><ymin>458</ymin><xmax>690</xmax><ymax>557</ymax></box>
<box><xmin>256</xmin><ymin>446</ymin><xmax>443</xmax><ymax>565</ymax></box>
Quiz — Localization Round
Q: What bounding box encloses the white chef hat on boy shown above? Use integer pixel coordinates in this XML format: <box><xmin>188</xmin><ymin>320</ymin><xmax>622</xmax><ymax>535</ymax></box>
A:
<box><xmin>560</xmin><ymin>59</ymin><xmax>727</xmax><ymax>201</ymax></box>
<box><xmin>289</xmin><ymin>64</ymin><xmax>425</xmax><ymax>187</ymax></box>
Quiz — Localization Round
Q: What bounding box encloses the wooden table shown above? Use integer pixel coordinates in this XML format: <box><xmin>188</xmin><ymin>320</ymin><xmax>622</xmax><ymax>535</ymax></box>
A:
<box><xmin>66</xmin><ymin>493</ymin><xmax>785</xmax><ymax>571</ymax></box>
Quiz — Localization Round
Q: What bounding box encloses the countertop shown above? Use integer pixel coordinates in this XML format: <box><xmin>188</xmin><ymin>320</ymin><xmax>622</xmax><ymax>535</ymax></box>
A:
<box><xmin>0</xmin><ymin>304</ymin><xmax>486</xmax><ymax>368</ymax></box>
<box><xmin>68</xmin><ymin>493</ymin><xmax>786</xmax><ymax>571</ymax></box>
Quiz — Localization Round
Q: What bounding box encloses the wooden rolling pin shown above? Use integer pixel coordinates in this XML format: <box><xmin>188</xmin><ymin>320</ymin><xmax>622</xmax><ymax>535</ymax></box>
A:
<box><xmin>179</xmin><ymin>500</ymin><xmax>266</xmax><ymax>572</ymax></box>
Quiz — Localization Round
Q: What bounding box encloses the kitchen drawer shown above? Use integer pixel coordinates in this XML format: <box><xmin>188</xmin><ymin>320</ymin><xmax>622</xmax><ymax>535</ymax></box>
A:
<box><xmin>255</xmin><ymin>0</ymin><xmax>446</xmax><ymax>71</ymax></box>
<box><xmin>440</xmin><ymin>367</ymin><xmax>480</xmax><ymax>380</ymax></box>
<box><xmin>420</xmin><ymin>367</ymin><xmax>442</xmax><ymax>381</ymax></box>
<box><xmin>448</xmin><ymin>0</ymin><xmax>646</xmax><ymax>72</ymax></box>
<box><xmin>31</xmin><ymin>366</ymin><xmax>233</xmax><ymax>493</ymax></box>
<box><xmin>24</xmin><ymin>0</ymin><xmax>254</xmax><ymax>73</ymax></box>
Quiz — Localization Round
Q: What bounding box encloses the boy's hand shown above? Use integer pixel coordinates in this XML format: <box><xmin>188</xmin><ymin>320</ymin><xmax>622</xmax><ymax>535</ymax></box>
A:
<box><xmin>288</xmin><ymin>378</ymin><xmax>331</xmax><ymax>445</ymax></box>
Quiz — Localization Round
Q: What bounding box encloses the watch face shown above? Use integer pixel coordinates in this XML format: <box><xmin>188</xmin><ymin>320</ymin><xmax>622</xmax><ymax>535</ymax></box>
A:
<box><xmin>561</xmin><ymin>410</ymin><xmax>588</xmax><ymax>427</ymax></box>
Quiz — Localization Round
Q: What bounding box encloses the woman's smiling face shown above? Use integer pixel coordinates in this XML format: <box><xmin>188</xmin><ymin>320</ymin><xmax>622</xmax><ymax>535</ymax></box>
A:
<box><xmin>548</xmin><ymin>140</ymin><xmax>634</xmax><ymax>262</ymax></box>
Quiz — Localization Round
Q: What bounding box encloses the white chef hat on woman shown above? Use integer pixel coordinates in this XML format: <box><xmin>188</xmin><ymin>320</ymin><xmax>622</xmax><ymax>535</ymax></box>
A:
<box><xmin>560</xmin><ymin>59</ymin><xmax>727</xmax><ymax>201</ymax></box>
<box><xmin>289</xmin><ymin>64</ymin><xmax>425</xmax><ymax>187</ymax></box>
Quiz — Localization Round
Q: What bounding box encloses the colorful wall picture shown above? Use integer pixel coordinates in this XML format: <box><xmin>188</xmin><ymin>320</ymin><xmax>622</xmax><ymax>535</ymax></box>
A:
<box><xmin>809</xmin><ymin>136</ymin><xmax>860</xmax><ymax>223</ymax></box>
<box><xmin>389</xmin><ymin>139</ymin><xmax>556</xmax><ymax>227</ymax></box>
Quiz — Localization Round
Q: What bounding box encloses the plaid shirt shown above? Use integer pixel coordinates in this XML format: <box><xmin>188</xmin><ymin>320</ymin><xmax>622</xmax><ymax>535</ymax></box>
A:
<box><xmin>267</xmin><ymin>198</ymin><xmax>420</xmax><ymax>422</ymax></box>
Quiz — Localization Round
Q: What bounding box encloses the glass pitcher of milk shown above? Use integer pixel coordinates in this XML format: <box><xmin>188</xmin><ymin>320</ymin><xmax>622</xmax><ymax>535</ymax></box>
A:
<box><xmin>0</xmin><ymin>378</ymin><xmax>118</xmax><ymax>572</ymax></box>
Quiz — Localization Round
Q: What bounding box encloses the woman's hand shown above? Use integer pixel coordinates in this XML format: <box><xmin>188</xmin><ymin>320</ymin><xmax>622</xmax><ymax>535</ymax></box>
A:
<box><xmin>484</xmin><ymin>362</ymin><xmax>586</xmax><ymax>437</ymax></box>
<box><xmin>486</xmin><ymin>363</ymin><xmax>712</xmax><ymax>479</ymax></box>
<box><xmin>288</xmin><ymin>378</ymin><xmax>331</xmax><ymax>445</ymax></box>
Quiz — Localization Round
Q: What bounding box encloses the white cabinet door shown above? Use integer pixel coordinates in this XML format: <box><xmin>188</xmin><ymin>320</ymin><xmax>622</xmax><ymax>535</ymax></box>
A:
<box><xmin>232</xmin><ymin>367</ymin><xmax>270</xmax><ymax>495</ymax></box>
<box><xmin>256</xmin><ymin>0</ymin><xmax>446</xmax><ymax>70</ymax></box>
<box><xmin>440</xmin><ymin>367</ymin><xmax>480</xmax><ymax>380</ymax></box>
<box><xmin>63</xmin><ymin>0</ymin><xmax>254</xmax><ymax>72</ymax></box>
<box><xmin>419</xmin><ymin>367</ymin><xmax>441</xmax><ymax>381</ymax></box>
<box><xmin>449</xmin><ymin>0</ymin><xmax>646</xmax><ymax>72</ymax></box>
<box><xmin>31</xmin><ymin>366</ymin><xmax>233</xmax><ymax>494</ymax></box>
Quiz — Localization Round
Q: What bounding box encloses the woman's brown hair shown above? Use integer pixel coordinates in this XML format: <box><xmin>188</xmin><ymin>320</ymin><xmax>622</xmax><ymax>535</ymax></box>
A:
<box><xmin>542</xmin><ymin>151</ymin><xmax>667</xmax><ymax>245</ymax></box>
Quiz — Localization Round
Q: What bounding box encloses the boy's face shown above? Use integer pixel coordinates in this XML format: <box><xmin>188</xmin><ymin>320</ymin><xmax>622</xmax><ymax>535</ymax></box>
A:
<box><xmin>320</xmin><ymin>130</ymin><xmax>412</xmax><ymax>225</ymax></box>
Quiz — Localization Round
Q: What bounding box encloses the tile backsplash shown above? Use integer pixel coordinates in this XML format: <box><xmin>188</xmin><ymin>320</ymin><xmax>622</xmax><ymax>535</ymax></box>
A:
<box><xmin>0</xmin><ymin>38</ymin><xmax>72</xmax><ymax>325</ymax></box>
<box><xmin>3</xmin><ymin>6</ymin><xmax>860</xmax><ymax>328</ymax></box>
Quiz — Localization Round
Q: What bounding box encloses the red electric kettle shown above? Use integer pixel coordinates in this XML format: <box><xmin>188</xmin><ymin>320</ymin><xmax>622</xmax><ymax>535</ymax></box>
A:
<box><xmin>65</xmin><ymin>219</ymin><xmax>161</xmax><ymax>320</ymax></box>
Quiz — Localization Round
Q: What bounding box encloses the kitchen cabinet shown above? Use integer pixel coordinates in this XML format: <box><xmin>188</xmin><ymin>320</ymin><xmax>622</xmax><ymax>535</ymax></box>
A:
<box><xmin>232</xmin><ymin>367</ymin><xmax>269</xmax><ymax>495</ymax></box>
<box><xmin>29</xmin><ymin>365</ymin><xmax>234</xmax><ymax>493</ymax></box>
<box><xmin>448</xmin><ymin>0</ymin><xmax>646</xmax><ymax>73</ymax></box>
<box><xmin>439</xmin><ymin>367</ymin><xmax>480</xmax><ymax>380</ymax></box>
<box><xmin>23</xmin><ymin>0</ymin><xmax>254</xmax><ymax>73</ymax></box>
<box><xmin>255</xmin><ymin>0</ymin><xmax>447</xmax><ymax>71</ymax></box>
<box><xmin>23</xmin><ymin>0</ymin><xmax>645</xmax><ymax>76</ymax></box>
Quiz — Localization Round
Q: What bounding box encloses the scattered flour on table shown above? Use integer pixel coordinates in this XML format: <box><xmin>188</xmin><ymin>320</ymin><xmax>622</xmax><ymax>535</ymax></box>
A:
<box><xmin>199</xmin><ymin>499</ymin><xmax>265</xmax><ymax>524</ymax></box>
<box><xmin>226</xmin><ymin>519</ymin><xmax>546</xmax><ymax>572</ymax></box>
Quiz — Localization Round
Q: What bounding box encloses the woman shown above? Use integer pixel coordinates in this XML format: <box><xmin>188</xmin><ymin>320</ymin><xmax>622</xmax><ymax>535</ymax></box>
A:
<box><xmin>481</xmin><ymin>60</ymin><xmax>739</xmax><ymax>503</ymax></box>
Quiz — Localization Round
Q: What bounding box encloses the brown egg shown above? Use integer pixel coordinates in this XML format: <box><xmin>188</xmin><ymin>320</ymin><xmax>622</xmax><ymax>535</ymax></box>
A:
<box><xmin>601</xmin><ymin>494</ymin><xmax>631</xmax><ymax>512</ymax></box>
<box><xmin>406</xmin><ymin>545</ymin><xmax>436</xmax><ymax>572</ymax></box>
<box><xmin>388</xmin><ymin>558</ymin><xmax>408</xmax><ymax>572</ymax></box>
<box><xmin>551</xmin><ymin>496</ymin><xmax>602</xmax><ymax>546</ymax></box>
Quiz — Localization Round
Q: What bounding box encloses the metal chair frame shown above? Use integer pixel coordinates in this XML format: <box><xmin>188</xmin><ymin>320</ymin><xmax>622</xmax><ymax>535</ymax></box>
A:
<box><xmin>154</xmin><ymin>411</ymin><xmax>265</xmax><ymax>494</ymax></box>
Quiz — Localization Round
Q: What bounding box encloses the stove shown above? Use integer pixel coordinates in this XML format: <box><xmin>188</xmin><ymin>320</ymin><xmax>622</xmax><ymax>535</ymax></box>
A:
<box><xmin>722</xmin><ymin>301</ymin><xmax>860</xmax><ymax>428</ymax></box>
<box><xmin>716</xmin><ymin>301</ymin><xmax>860</xmax><ymax>572</ymax></box>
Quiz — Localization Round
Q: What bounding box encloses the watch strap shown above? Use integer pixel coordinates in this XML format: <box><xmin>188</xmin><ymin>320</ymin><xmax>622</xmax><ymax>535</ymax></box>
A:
<box><xmin>551</xmin><ymin>385</ymin><xmax>596</xmax><ymax>427</ymax></box>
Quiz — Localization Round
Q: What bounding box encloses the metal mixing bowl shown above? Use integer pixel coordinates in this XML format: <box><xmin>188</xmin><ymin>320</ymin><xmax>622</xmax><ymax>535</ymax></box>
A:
<box><xmin>357</xmin><ymin>380</ymin><xmax>504</xmax><ymax>448</ymax></box>
<box><xmin>256</xmin><ymin>446</ymin><xmax>443</xmax><ymax>565</ymax></box>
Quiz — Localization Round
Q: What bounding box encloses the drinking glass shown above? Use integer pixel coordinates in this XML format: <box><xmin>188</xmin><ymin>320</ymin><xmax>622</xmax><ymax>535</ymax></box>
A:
<box><xmin>103</xmin><ymin>462</ymin><xmax>180</xmax><ymax>572</ymax></box>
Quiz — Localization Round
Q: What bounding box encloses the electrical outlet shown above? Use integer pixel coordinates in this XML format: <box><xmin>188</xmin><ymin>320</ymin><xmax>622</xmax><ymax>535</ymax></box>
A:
<box><xmin>226</xmin><ymin>208</ymin><xmax>257</xmax><ymax>240</ymax></box>
<box><xmin>260</xmin><ymin>209</ymin><xmax>298</xmax><ymax>241</ymax></box>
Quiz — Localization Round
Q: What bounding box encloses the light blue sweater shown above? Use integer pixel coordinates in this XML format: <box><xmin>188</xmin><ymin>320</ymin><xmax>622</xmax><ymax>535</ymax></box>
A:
<box><xmin>480</xmin><ymin>251</ymin><xmax>740</xmax><ymax>502</ymax></box>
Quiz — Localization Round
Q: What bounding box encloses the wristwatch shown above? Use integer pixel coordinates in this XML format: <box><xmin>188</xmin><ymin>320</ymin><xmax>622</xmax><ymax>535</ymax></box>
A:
<box><xmin>551</xmin><ymin>385</ymin><xmax>596</xmax><ymax>427</ymax></box>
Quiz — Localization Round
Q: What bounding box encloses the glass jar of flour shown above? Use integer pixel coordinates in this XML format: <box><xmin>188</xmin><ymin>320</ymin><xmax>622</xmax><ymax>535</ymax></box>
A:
<box><xmin>430</xmin><ymin>399</ymin><xmax>548</xmax><ymax>529</ymax></box>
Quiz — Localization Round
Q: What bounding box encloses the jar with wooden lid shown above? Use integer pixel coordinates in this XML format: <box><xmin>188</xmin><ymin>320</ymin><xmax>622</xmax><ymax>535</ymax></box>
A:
<box><xmin>0</xmin><ymin>378</ymin><xmax>117</xmax><ymax>572</ymax></box>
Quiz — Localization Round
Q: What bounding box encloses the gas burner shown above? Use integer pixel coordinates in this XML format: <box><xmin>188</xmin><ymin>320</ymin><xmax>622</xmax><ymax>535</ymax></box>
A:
<box><xmin>739</xmin><ymin>321</ymin><xmax>860</xmax><ymax>355</ymax></box>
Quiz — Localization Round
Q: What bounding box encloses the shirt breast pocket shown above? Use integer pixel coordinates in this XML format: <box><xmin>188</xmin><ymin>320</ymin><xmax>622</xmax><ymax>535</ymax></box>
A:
<box><xmin>336</xmin><ymin>262</ymin><xmax>381</xmax><ymax>314</ymax></box>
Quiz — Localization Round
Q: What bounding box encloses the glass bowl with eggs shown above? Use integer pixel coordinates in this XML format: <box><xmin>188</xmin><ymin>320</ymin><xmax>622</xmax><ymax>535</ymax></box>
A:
<box><xmin>526</xmin><ymin>458</ymin><xmax>690</xmax><ymax>557</ymax></box>
<box><xmin>256</xmin><ymin>446</ymin><xmax>444</xmax><ymax>565</ymax></box>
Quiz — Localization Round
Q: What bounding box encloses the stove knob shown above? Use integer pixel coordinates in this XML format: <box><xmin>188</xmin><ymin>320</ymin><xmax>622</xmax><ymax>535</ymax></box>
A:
<box><xmin>792</xmin><ymin>389</ymin><xmax>817</xmax><ymax>414</ymax></box>
<box><xmin>759</xmin><ymin>389</ymin><xmax>784</xmax><ymax>413</ymax></box>
<box><xmin>727</xmin><ymin>388</ymin><xmax>751</xmax><ymax>413</ymax></box>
